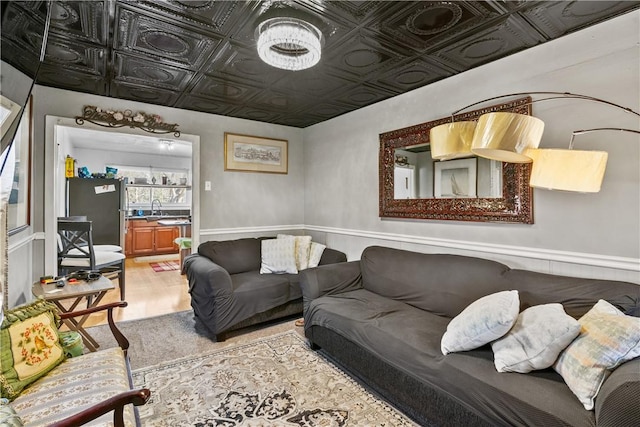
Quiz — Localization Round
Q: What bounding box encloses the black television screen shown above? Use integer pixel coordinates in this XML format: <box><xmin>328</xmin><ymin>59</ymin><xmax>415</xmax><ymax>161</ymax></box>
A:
<box><xmin>0</xmin><ymin>1</ymin><xmax>49</xmax><ymax>162</ymax></box>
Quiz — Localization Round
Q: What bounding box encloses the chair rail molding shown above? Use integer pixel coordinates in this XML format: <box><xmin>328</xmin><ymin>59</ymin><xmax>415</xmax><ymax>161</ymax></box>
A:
<box><xmin>199</xmin><ymin>224</ymin><xmax>639</xmax><ymax>279</ymax></box>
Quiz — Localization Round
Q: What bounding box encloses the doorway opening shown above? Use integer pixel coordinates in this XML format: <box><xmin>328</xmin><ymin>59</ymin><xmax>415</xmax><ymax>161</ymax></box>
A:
<box><xmin>45</xmin><ymin>116</ymin><xmax>200</xmax><ymax>323</ymax></box>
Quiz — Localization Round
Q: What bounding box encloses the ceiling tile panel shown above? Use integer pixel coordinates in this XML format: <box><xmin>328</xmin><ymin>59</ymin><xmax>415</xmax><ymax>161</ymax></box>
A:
<box><xmin>114</xmin><ymin>52</ymin><xmax>194</xmax><ymax>91</ymax></box>
<box><xmin>434</xmin><ymin>15</ymin><xmax>546</xmax><ymax>70</ymax></box>
<box><xmin>374</xmin><ymin>58</ymin><xmax>454</xmax><ymax>92</ymax></box>
<box><xmin>174</xmin><ymin>94</ymin><xmax>239</xmax><ymax>116</ymax></box>
<box><xmin>517</xmin><ymin>1</ymin><xmax>640</xmax><ymax>38</ymax></box>
<box><xmin>323</xmin><ymin>29</ymin><xmax>413</xmax><ymax>80</ymax></box>
<box><xmin>377</xmin><ymin>1</ymin><xmax>501</xmax><ymax>53</ymax></box>
<box><xmin>110</xmin><ymin>80</ymin><xmax>181</xmax><ymax>105</ymax></box>
<box><xmin>189</xmin><ymin>74</ymin><xmax>262</xmax><ymax>103</ymax></box>
<box><xmin>115</xmin><ymin>5</ymin><xmax>223</xmax><ymax>70</ymax></box>
<box><xmin>47</xmin><ymin>1</ymin><xmax>108</xmax><ymax>45</ymax></box>
<box><xmin>36</xmin><ymin>64</ymin><xmax>107</xmax><ymax>95</ymax></box>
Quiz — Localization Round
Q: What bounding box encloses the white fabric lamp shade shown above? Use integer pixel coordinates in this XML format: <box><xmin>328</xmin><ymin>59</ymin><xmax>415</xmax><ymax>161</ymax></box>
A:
<box><xmin>430</xmin><ymin>121</ymin><xmax>477</xmax><ymax>160</ymax></box>
<box><xmin>526</xmin><ymin>148</ymin><xmax>608</xmax><ymax>192</ymax></box>
<box><xmin>471</xmin><ymin>112</ymin><xmax>545</xmax><ymax>163</ymax></box>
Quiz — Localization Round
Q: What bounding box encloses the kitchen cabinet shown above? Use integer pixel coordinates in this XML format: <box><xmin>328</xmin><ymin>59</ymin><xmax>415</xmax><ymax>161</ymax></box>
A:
<box><xmin>125</xmin><ymin>219</ymin><xmax>180</xmax><ymax>257</ymax></box>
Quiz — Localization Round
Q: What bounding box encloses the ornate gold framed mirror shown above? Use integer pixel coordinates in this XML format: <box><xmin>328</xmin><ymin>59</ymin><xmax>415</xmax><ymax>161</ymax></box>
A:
<box><xmin>379</xmin><ymin>97</ymin><xmax>533</xmax><ymax>223</ymax></box>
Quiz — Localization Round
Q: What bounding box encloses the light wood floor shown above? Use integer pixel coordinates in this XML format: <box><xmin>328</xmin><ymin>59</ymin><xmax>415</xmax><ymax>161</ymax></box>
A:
<box><xmin>82</xmin><ymin>256</ymin><xmax>191</xmax><ymax>327</ymax></box>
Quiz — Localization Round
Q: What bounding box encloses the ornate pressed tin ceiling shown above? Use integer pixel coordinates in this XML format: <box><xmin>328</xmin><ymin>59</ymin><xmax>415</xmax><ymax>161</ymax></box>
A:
<box><xmin>2</xmin><ymin>1</ymin><xmax>639</xmax><ymax>128</ymax></box>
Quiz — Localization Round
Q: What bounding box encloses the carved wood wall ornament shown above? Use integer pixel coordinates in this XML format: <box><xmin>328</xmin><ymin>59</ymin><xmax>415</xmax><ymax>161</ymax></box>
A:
<box><xmin>75</xmin><ymin>105</ymin><xmax>181</xmax><ymax>137</ymax></box>
<box><xmin>379</xmin><ymin>97</ymin><xmax>533</xmax><ymax>223</ymax></box>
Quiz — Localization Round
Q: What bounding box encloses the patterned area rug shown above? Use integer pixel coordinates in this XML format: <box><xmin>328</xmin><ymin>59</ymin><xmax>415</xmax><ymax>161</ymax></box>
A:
<box><xmin>149</xmin><ymin>260</ymin><xmax>180</xmax><ymax>272</ymax></box>
<box><xmin>132</xmin><ymin>331</ymin><xmax>417</xmax><ymax>426</ymax></box>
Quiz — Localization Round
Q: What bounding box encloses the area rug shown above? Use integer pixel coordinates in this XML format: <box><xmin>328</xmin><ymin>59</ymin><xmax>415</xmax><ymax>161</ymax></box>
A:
<box><xmin>132</xmin><ymin>331</ymin><xmax>417</xmax><ymax>426</ymax></box>
<box><xmin>150</xmin><ymin>260</ymin><xmax>180</xmax><ymax>272</ymax></box>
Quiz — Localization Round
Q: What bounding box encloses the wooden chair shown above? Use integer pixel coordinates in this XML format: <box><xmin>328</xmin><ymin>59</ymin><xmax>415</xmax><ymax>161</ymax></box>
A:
<box><xmin>58</xmin><ymin>216</ymin><xmax>123</xmax><ymax>252</ymax></box>
<box><xmin>57</xmin><ymin>219</ymin><xmax>127</xmax><ymax>299</ymax></box>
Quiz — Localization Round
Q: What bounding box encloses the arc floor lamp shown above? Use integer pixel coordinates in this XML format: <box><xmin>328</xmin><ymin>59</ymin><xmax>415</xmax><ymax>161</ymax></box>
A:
<box><xmin>429</xmin><ymin>92</ymin><xmax>640</xmax><ymax>193</ymax></box>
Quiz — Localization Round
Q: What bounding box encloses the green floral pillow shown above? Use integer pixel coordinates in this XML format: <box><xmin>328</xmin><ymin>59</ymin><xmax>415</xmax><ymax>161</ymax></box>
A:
<box><xmin>0</xmin><ymin>299</ymin><xmax>65</xmax><ymax>400</ymax></box>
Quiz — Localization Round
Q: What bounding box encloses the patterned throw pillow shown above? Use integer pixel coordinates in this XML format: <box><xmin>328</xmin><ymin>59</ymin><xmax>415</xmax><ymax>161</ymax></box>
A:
<box><xmin>492</xmin><ymin>304</ymin><xmax>580</xmax><ymax>373</ymax></box>
<box><xmin>0</xmin><ymin>299</ymin><xmax>65</xmax><ymax>400</ymax></box>
<box><xmin>260</xmin><ymin>238</ymin><xmax>298</xmax><ymax>274</ymax></box>
<box><xmin>277</xmin><ymin>234</ymin><xmax>312</xmax><ymax>270</ymax></box>
<box><xmin>441</xmin><ymin>290</ymin><xmax>520</xmax><ymax>355</ymax></box>
<box><xmin>553</xmin><ymin>299</ymin><xmax>640</xmax><ymax>410</ymax></box>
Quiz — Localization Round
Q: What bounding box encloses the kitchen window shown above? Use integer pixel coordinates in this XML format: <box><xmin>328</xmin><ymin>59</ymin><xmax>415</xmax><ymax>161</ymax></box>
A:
<box><xmin>116</xmin><ymin>165</ymin><xmax>191</xmax><ymax>208</ymax></box>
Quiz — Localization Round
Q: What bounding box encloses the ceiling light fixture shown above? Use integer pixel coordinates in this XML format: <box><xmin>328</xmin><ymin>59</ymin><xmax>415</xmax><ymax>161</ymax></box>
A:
<box><xmin>256</xmin><ymin>17</ymin><xmax>323</xmax><ymax>71</ymax></box>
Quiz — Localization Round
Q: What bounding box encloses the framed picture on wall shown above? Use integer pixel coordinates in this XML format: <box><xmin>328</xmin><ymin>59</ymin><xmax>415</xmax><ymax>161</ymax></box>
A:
<box><xmin>6</xmin><ymin>95</ymin><xmax>32</xmax><ymax>234</ymax></box>
<box><xmin>224</xmin><ymin>133</ymin><xmax>288</xmax><ymax>174</ymax></box>
<box><xmin>434</xmin><ymin>158</ymin><xmax>477</xmax><ymax>198</ymax></box>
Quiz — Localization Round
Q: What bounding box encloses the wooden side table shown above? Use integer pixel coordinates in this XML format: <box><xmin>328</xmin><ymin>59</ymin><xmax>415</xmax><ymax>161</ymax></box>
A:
<box><xmin>32</xmin><ymin>276</ymin><xmax>115</xmax><ymax>352</ymax></box>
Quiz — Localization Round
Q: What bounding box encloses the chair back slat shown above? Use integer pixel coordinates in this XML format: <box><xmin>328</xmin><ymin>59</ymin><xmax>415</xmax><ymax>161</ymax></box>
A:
<box><xmin>57</xmin><ymin>220</ymin><xmax>96</xmax><ymax>268</ymax></box>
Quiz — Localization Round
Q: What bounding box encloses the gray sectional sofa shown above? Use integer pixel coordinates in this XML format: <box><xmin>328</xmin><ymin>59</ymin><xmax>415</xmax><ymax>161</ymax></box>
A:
<box><xmin>300</xmin><ymin>246</ymin><xmax>640</xmax><ymax>427</ymax></box>
<box><xmin>184</xmin><ymin>237</ymin><xmax>346</xmax><ymax>341</ymax></box>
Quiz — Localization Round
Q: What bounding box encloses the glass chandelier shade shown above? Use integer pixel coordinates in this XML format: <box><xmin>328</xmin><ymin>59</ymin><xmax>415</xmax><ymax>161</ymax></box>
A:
<box><xmin>429</xmin><ymin>121</ymin><xmax>477</xmax><ymax>160</ymax></box>
<box><xmin>470</xmin><ymin>112</ymin><xmax>545</xmax><ymax>163</ymax></box>
<box><xmin>526</xmin><ymin>148</ymin><xmax>608</xmax><ymax>193</ymax></box>
<box><xmin>257</xmin><ymin>17</ymin><xmax>322</xmax><ymax>71</ymax></box>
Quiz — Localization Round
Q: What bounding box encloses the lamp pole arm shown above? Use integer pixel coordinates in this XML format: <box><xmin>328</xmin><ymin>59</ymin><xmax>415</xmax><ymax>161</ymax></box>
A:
<box><xmin>451</xmin><ymin>91</ymin><xmax>640</xmax><ymax>117</ymax></box>
<box><xmin>569</xmin><ymin>128</ymin><xmax>640</xmax><ymax>149</ymax></box>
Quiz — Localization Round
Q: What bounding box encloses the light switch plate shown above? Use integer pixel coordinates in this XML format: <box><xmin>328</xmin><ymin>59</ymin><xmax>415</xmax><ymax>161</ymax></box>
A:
<box><xmin>204</xmin><ymin>181</ymin><xmax>211</xmax><ymax>191</ymax></box>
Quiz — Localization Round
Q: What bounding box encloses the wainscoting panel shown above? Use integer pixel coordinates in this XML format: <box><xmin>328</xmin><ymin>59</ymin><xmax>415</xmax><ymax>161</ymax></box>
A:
<box><xmin>200</xmin><ymin>225</ymin><xmax>640</xmax><ymax>284</ymax></box>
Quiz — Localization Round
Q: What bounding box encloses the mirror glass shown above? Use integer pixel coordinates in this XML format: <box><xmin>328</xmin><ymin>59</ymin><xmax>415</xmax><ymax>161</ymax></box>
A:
<box><xmin>393</xmin><ymin>147</ymin><xmax>502</xmax><ymax>200</ymax></box>
<box><xmin>379</xmin><ymin>97</ymin><xmax>533</xmax><ymax>223</ymax></box>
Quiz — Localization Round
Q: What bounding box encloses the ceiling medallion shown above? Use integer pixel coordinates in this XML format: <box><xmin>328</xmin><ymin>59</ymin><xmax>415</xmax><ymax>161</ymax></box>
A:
<box><xmin>256</xmin><ymin>17</ymin><xmax>323</xmax><ymax>71</ymax></box>
<box><xmin>75</xmin><ymin>105</ymin><xmax>181</xmax><ymax>137</ymax></box>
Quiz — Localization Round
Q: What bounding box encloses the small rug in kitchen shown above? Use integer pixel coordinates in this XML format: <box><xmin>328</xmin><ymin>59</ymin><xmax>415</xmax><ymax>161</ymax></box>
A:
<box><xmin>149</xmin><ymin>260</ymin><xmax>180</xmax><ymax>272</ymax></box>
<box><xmin>132</xmin><ymin>331</ymin><xmax>417</xmax><ymax>426</ymax></box>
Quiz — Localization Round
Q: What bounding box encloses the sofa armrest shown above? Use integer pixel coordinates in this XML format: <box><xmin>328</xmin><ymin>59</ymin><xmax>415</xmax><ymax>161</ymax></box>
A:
<box><xmin>184</xmin><ymin>253</ymin><xmax>234</xmax><ymax>296</ymax></box>
<box><xmin>300</xmin><ymin>261</ymin><xmax>362</xmax><ymax>313</ymax></box>
<box><xmin>60</xmin><ymin>301</ymin><xmax>129</xmax><ymax>353</ymax></box>
<box><xmin>318</xmin><ymin>247</ymin><xmax>347</xmax><ymax>265</ymax></box>
<box><xmin>595</xmin><ymin>357</ymin><xmax>640</xmax><ymax>426</ymax></box>
<box><xmin>47</xmin><ymin>388</ymin><xmax>151</xmax><ymax>427</ymax></box>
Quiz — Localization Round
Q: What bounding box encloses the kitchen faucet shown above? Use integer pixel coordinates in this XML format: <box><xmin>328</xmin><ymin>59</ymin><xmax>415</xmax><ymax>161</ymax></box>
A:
<box><xmin>151</xmin><ymin>199</ymin><xmax>163</xmax><ymax>216</ymax></box>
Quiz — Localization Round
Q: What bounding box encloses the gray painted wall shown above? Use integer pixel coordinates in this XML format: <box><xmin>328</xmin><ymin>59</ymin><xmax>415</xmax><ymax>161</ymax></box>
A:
<box><xmin>303</xmin><ymin>12</ymin><xmax>639</xmax><ymax>266</ymax></box>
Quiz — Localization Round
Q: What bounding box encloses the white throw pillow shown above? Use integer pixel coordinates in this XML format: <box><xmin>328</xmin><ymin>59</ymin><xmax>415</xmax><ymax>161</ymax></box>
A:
<box><xmin>441</xmin><ymin>290</ymin><xmax>519</xmax><ymax>355</ymax></box>
<box><xmin>277</xmin><ymin>234</ymin><xmax>312</xmax><ymax>270</ymax></box>
<box><xmin>553</xmin><ymin>299</ymin><xmax>640</xmax><ymax>410</ymax></box>
<box><xmin>492</xmin><ymin>303</ymin><xmax>580</xmax><ymax>373</ymax></box>
<box><xmin>260</xmin><ymin>238</ymin><xmax>298</xmax><ymax>274</ymax></box>
<box><xmin>308</xmin><ymin>242</ymin><xmax>326</xmax><ymax>268</ymax></box>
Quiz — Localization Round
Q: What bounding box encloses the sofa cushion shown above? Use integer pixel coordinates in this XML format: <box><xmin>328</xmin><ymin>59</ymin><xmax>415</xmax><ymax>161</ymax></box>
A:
<box><xmin>1</xmin><ymin>299</ymin><xmax>66</xmax><ymax>400</ymax></box>
<box><xmin>217</xmin><ymin>271</ymin><xmax>299</xmax><ymax>332</ymax></box>
<box><xmin>441</xmin><ymin>290</ymin><xmax>520</xmax><ymax>355</ymax></box>
<box><xmin>307</xmin><ymin>291</ymin><xmax>595</xmax><ymax>426</ymax></box>
<box><xmin>198</xmin><ymin>238</ymin><xmax>262</xmax><ymax>274</ymax></box>
<box><xmin>10</xmin><ymin>347</ymin><xmax>135</xmax><ymax>426</ymax></box>
<box><xmin>360</xmin><ymin>246</ymin><xmax>510</xmax><ymax>318</ymax></box>
<box><xmin>553</xmin><ymin>299</ymin><xmax>640</xmax><ymax>410</ymax></box>
<box><xmin>492</xmin><ymin>303</ymin><xmax>580</xmax><ymax>373</ymax></box>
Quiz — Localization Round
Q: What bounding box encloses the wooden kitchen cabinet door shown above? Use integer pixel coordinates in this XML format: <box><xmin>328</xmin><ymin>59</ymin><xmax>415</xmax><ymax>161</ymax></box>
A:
<box><xmin>131</xmin><ymin>227</ymin><xmax>155</xmax><ymax>255</ymax></box>
<box><xmin>155</xmin><ymin>226</ymin><xmax>178</xmax><ymax>253</ymax></box>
